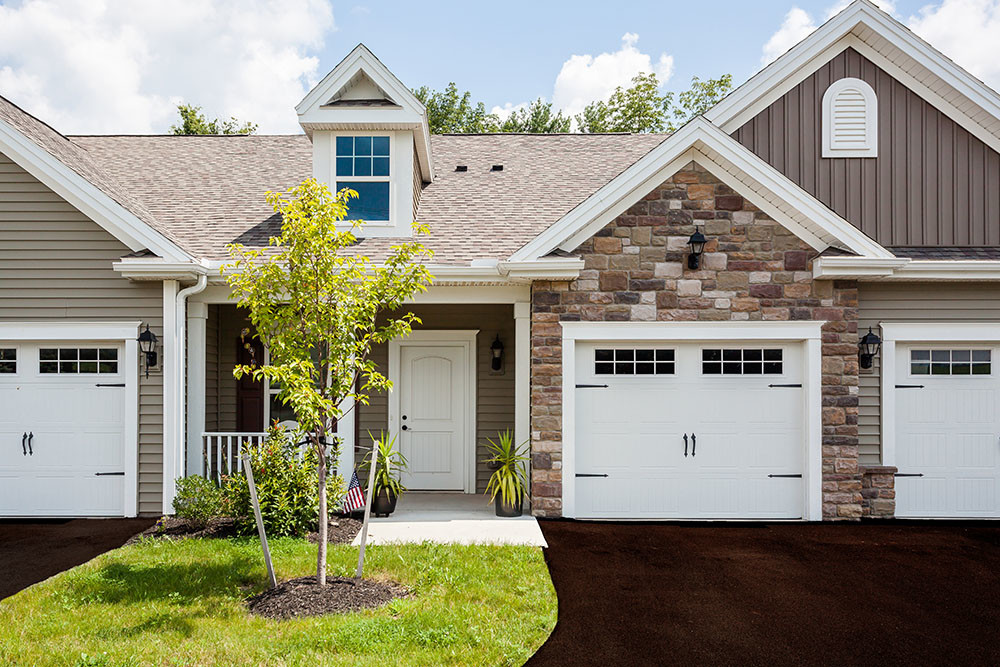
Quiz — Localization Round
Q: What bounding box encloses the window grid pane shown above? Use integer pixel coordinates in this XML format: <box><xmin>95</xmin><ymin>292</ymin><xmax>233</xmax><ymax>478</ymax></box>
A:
<box><xmin>911</xmin><ymin>349</ymin><xmax>991</xmax><ymax>376</ymax></box>
<box><xmin>335</xmin><ymin>135</ymin><xmax>390</xmax><ymax>178</ymax></box>
<box><xmin>39</xmin><ymin>348</ymin><xmax>120</xmax><ymax>374</ymax></box>
<box><xmin>595</xmin><ymin>349</ymin><xmax>674</xmax><ymax>375</ymax></box>
<box><xmin>703</xmin><ymin>348</ymin><xmax>783</xmax><ymax>375</ymax></box>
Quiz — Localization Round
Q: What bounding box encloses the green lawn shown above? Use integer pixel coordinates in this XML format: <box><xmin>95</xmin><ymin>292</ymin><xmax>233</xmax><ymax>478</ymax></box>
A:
<box><xmin>0</xmin><ymin>537</ymin><xmax>556</xmax><ymax>667</ymax></box>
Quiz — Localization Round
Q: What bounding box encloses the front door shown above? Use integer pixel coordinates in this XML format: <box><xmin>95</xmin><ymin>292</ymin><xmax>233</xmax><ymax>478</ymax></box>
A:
<box><xmin>398</xmin><ymin>343</ymin><xmax>469</xmax><ymax>490</ymax></box>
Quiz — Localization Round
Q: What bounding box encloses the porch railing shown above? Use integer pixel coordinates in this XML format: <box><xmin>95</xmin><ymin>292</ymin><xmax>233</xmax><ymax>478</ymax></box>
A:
<box><xmin>202</xmin><ymin>432</ymin><xmax>268</xmax><ymax>482</ymax></box>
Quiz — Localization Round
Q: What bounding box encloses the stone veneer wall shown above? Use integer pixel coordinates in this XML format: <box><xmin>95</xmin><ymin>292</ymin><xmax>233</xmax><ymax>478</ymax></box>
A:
<box><xmin>530</xmin><ymin>162</ymin><xmax>862</xmax><ymax>519</ymax></box>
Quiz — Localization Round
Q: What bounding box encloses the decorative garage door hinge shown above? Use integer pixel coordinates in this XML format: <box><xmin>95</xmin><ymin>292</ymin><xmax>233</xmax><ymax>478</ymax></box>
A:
<box><xmin>575</xmin><ymin>384</ymin><xmax>608</xmax><ymax>388</ymax></box>
<box><xmin>95</xmin><ymin>472</ymin><xmax>126</xmax><ymax>476</ymax></box>
<box><xmin>95</xmin><ymin>383</ymin><xmax>126</xmax><ymax>388</ymax></box>
<box><xmin>575</xmin><ymin>473</ymin><xmax>609</xmax><ymax>478</ymax></box>
<box><xmin>768</xmin><ymin>383</ymin><xmax>802</xmax><ymax>388</ymax></box>
<box><xmin>895</xmin><ymin>384</ymin><xmax>925</xmax><ymax>389</ymax></box>
<box><xmin>767</xmin><ymin>473</ymin><xmax>803</xmax><ymax>478</ymax></box>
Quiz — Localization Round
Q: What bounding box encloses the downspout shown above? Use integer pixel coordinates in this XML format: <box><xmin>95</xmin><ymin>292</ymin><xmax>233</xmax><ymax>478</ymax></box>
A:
<box><xmin>174</xmin><ymin>274</ymin><xmax>208</xmax><ymax>483</ymax></box>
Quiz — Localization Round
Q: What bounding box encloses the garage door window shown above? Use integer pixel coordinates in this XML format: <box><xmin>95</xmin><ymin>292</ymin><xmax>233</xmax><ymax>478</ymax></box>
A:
<box><xmin>0</xmin><ymin>349</ymin><xmax>15</xmax><ymax>373</ymax></box>
<box><xmin>910</xmin><ymin>349</ymin><xmax>991</xmax><ymax>376</ymax></box>
<box><xmin>595</xmin><ymin>348</ymin><xmax>675</xmax><ymax>375</ymax></box>
<box><xmin>39</xmin><ymin>348</ymin><xmax>119</xmax><ymax>374</ymax></box>
<box><xmin>703</xmin><ymin>348</ymin><xmax>783</xmax><ymax>375</ymax></box>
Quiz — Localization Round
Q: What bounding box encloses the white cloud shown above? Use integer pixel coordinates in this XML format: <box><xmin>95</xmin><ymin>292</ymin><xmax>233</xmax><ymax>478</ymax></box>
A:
<box><xmin>552</xmin><ymin>33</ymin><xmax>674</xmax><ymax>118</ymax></box>
<box><xmin>760</xmin><ymin>1</ymin><xmax>895</xmax><ymax>65</ymax></box>
<box><xmin>490</xmin><ymin>101</ymin><xmax>529</xmax><ymax>120</ymax></box>
<box><xmin>907</xmin><ymin>0</ymin><xmax>1000</xmax><ymax>90</ymax></box>
<box><xmin>0</xmin><ymin>0</ymin><xmax>335</xmax><ymax>134</ymax></box>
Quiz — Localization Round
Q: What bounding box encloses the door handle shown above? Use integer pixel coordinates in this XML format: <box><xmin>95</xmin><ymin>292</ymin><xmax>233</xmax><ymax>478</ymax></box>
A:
<box><xmin>683</xmin><ymin>433</ymin><xmax>688</xmax><ymax>457</ymax></box>
<box><xmin>27</xmin><ymin>432</ymin><xmax>33</xmax><ymax>456</ymax></box>
<box><xmin>401</xmin><ymin>425</ymin><xmax>408</xmax><ymax>431</ymax></box>
<box><xmin>691</xmin><ymin>433</ymin><xmax>696</xmax><ymax>457</ymax></box>
<box><xmin>22</xmin><ymin>432</ymin><xmax>27</xmax><ymax>456</ymax></box>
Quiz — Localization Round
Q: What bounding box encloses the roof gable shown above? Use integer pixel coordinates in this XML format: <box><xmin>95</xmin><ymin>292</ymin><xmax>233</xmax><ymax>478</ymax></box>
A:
<box><xmin>705</xmin><ymin>1</ymin><xmax>1000</xmax><ymax>155</ymax></box>
<box><xmin>510</xmin><ymin>118</ymin><xmax>892</xmax><ymax>262</ymax></box>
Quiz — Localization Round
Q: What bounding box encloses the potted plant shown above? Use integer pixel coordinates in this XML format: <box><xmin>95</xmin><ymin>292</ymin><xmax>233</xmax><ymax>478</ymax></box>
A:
<box><xmin>365</xmin><ymin>431</ymin><xmax>407</xmax><ymax>517</ymax></box>
<box><xmin>484</xmin><ymin>430</ymin><xmax>529</xmax><ymax>517</ymax></box>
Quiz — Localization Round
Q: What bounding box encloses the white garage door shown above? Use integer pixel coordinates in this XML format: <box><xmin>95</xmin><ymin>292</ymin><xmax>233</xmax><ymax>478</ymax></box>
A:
<box><xmin>574</xmin><ymin>341</ymin><xmax>804</xmax><ymax>519</ymax></box>
<box><xmin>895</xmin><ymin>344</ymin><xmax>1000</xmax><ymax>518</ymax></box>
<box><xmin>0</xmin><ymin>342</ymin><xmax>127</xmax><ymax>516</ymax></box>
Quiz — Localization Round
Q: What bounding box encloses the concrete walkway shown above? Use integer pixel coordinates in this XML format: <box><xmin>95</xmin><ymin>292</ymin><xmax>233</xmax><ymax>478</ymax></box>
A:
<box><xmin>351</xmin><ymin>493</ymin><xmax>547</xmax><ymax>547</ymax></box>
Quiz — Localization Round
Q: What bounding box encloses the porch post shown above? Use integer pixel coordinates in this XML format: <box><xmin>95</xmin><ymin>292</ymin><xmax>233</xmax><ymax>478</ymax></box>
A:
<box><xmin>186</xmin><ymin>302</ymin><xmax>208</xmax><ymax>476</ymax></box>
<box><xmin>337</xmin><ymin>395</ymin><xmax>355</xmax><ymax>478</ymax></box>
<box><xmin>514</xmin><ymin>301</ymin><xmax>531</xmax><ymax>483</ymax></box>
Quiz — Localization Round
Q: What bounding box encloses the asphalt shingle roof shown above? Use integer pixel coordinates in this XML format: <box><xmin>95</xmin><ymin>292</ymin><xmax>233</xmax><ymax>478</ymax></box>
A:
<box><xmin>888</xmin><ymin>246</ymin><xmax>1000</xmax><ymax>260</ymax></box>
<box><xmin>69</xmin><ymin>133</ymin><xmax>667</xmax><ymax>264</ymax></box>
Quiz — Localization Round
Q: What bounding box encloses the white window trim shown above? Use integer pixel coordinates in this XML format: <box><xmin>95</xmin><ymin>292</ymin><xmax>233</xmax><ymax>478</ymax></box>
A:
<box><xmin>0</xmin><ymin>321</ymin><xmax>141</xmax><ymax>517</ymax></box>
<box><xmin>879</xmin><ymin>322</ymin><xmax>1000</xmax><ymax>469</ymax></box>
<box><xmin>0</xmin><ymin>344</ymin><xmax>19</xmax><ymax>375</ymax></box>
<box><xmin>822</xmin><ymin>77</ymin><xmax>878</xmax><ymax>158</ymax></box>
<box><xmin>332</xmin><ymin>131</ymin><xmax>395</xmax><ymax>226</ymax></box>
<box><xmin>560</xmin><ymin>320</ymin><xmax>825</xmax><ymax>521</ymax></box>
<box><xmin>388</xmin><ymin>330</ymin><xmax>479</xmax><ymax>494</ymax></box>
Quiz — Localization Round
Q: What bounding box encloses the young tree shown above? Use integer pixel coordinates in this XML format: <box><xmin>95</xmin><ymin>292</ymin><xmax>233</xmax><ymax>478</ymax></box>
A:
<box><xmin>413</xmin><ymin>83</ymin><xmax>495</xmax><ymax>134</ymax></box>
<box><xmin>224</xmin><ymin>179</ymin><xmax>432</xmax><ymax>585</ymax></box>
<box><xmin>490</xmin><ymin>98</ymin><xmax>571</xmax><ymax>133</ymax></box>
<box><xmin>170</xmin><ymin>104</ymin><xmax>258</xmax><ymax>135</ymax></box>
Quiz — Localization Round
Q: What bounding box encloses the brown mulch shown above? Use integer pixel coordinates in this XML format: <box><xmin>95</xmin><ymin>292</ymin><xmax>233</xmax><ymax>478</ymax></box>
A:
<box><xmin>246</xmin><ymin>576</ymin><xmax>407</xmax><ymax>619</ymax></box>
<box><xmin>126</xmin><ymin>517</ymin><xmax>239</xmax><ymax>544</ymax></box>
<box><xmin>307</xmin><ymin>516</ymin><xmax>363</xmax><ymax>545</ymax></box>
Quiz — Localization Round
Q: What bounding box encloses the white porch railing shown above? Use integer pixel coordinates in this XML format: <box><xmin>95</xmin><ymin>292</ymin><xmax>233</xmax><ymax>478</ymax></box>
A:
<box><xmin>202</xmin><ymin>432</ymin><xmax>268</xmax><ymax>482</ymax></box>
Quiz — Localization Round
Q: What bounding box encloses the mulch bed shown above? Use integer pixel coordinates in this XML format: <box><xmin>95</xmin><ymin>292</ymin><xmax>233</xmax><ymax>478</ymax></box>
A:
<box><xmin>127</xmin><ymin>517</ymin><xmax>239</xmax><ymax>544</ymax></box>
<box><xmin>307</xmin><ymin>516</ymin><xmax>363</xmax><ymax>545</ymax></box>
<box><xmin>246</xmin><ymin>576</ymin><xmax>407</xmax><ymax>619</ymax></box>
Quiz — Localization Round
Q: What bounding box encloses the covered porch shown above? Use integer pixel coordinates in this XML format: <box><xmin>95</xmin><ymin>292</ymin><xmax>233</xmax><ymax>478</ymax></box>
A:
<box><xmin>183</xmin><ymin>285</ymin><xmax>532</xmax><ymax>504</ymax></box>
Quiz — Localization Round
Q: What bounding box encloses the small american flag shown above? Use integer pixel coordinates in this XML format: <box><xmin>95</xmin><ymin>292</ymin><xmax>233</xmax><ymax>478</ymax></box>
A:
<box><xmin>342</xmin><ymin>470</ymin><xmax>366</xmax><ymax>512</ymax></box>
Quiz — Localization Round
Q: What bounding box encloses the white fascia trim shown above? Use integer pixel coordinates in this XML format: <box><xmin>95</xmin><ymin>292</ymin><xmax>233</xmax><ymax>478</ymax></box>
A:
<box><xmin>0</xmin><ymin>117</ymin><xmax>191</xmax><ymax>262</ymax></box>
<box><xmin>881</xmin><ymin>322</ymin><xmax>1000</xmax><ymax>342</ymax></box>
<box><xmin>0</xmin><ymin>321</ymin><xmax>141</xmax><ymax>341</ymax></box>
<box><xmin>510</xmin><ymin>117</ymin><xmax>891</xmax><ymax>262</ymax></box>
<box><xmin>112</xmin><ymin>259</ymin><xmax>210</xmax><ymax>281</ymax></box>
<box><xmin>705</xmin><ymin>1</ymin><xmax>1000</xmax><ymax>154</ymax></box>
<box><xmin>560</xmin><ymin>320</ymin><xmax>825</xmax><ymax>342</ymax></box>
<box><xmin>814</xmin><ymin>256</ymin><xmax>1000</xmax><ymax>280</ymax></box>
<box><xmin>498</xmin><ymin>258</ymin><xmax>585</xmax><ymax>282</ymax></box>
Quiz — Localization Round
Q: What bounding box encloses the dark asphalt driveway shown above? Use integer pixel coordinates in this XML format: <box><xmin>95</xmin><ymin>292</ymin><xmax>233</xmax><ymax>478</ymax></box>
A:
<box><xmin>529</xmin><ymin>521</ymin><xmax>1000</xmax><ymax>666</ymax></box>
<box><xmin>0</xmin><ymin>518</ymin><xmax>154</xmax><ymax>600</ymax></box>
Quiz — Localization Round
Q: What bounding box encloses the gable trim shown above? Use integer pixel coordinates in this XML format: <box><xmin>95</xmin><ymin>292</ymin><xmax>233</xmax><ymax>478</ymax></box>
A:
<box><xmin>706</xmin><ymin>1</ymin><xmax>1000</xmax><ymax>155</ymax></box>
<box><xmin>0</xmin><ymin>116</ymin><xmax>191</xmax><ymax>262</ymax></box>
<box><xmin>509</xmin><ymin>117</ymin><xmax>892</xmax><ymax>263</ymax></box>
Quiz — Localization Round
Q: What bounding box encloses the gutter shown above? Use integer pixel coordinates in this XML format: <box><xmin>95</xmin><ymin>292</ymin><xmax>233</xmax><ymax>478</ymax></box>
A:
<box><xmin>813</xmin><ymin>256</ymin><xmax>1000</xmax><ymax>281</ymax></box>
<box><xmin>173</xmin><ymin>274</ymin><xmax>208</xmax><ymax>483</ymax></box>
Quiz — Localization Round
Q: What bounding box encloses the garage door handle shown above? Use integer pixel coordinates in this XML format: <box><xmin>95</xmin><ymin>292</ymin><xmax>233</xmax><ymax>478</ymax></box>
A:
<box><xmin>21</xmin><ymin>432</ymin><xmax>27</xmax><ymax>456</ymax></box>
<box><xmin>691</xmin><ymin>433</ymin><xmax>696</xmax><ymax>457</ymax></box>
<box><xmin>27</xmin><ymin>432</ymin><xmax>32</xmax><ymax>456</ymax></box>
<box><xmin>683</xmin><ymin>433</ymin><xmax>688</xmax><ymax>457</ymax></box>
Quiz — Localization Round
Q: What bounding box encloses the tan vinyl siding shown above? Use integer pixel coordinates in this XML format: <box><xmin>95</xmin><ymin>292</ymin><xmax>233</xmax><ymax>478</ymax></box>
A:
<box><xmin>205</xmin><ymin>305</ymin><xmax>221</xmax><ymax>432</ymax></box>
<box><xmin>858</xmin><ymin>282</ymin><xmax>1000</xmax><ymax>464</ymax></box>
<box><xmin>0</xmin><ymin>151</ymin><xmax>164</xmax><ymax>515</ymax></box>
<box><xmin>734</xmin><ymin>47</ymin><xmax>1000</xmax><ymax>247</ymax></box>
<box><xmin>205</xmin><ymin>305</ymin><xmax>244</xmax><ymax>432</ymax></box>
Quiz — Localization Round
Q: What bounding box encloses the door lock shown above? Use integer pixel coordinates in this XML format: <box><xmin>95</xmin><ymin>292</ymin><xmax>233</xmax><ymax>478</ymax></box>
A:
<box><xmin>401</xmin><ymin>425</ymin><xmax>408</xmax><ymax>431</ymax></box>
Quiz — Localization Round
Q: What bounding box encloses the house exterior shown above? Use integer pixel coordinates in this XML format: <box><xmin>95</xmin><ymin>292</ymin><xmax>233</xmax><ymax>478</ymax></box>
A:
<box><xmin>1</xmin><ymin>0</ymin><xmax>999</xmax><ymax>521</ymax></box>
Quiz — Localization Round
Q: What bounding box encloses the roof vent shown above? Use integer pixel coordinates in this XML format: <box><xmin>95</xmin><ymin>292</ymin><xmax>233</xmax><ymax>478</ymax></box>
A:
<box><xmin>491</xmin><ymin>164</ymin><xmax>504</xmax><ymax>172</ymax></box>
<box><xmin>455</xmin><ymin>165</ymin><xmax>468</xmax><ymax>172</ymax></box>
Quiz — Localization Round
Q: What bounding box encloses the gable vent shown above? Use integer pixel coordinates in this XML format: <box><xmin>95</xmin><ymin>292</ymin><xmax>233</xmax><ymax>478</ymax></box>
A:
<box><xmin>822</xmin><ymin>78</ymin><xmax>877</xmax><ymax>158</ymax></box>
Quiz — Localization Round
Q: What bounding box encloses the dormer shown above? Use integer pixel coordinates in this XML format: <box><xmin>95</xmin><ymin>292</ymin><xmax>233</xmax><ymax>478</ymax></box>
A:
<box><xmin>296</xmin><ymin>44</ymin><xmax>434</xmax><ymax>237</ymax></box>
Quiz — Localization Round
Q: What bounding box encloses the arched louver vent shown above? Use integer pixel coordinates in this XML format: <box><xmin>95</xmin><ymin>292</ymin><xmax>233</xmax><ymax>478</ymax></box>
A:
<box><xmin>822</xmin><ymin>78</ymin><xmax>877</xmax><ymax>158</ymax></box>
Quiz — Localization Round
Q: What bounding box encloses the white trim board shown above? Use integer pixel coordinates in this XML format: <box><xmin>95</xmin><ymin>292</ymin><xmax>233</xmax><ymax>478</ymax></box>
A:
<box><xmin>814</xmin><ymin>256</ymin><xmax>1000</xmax><ymax>281</ymax></box>
<box><xmin>559</xmin><ymin>320</ymin><xmax>825</xmax><ymax>521</ymax></box>
<box><xmin>0</xmin><ymin>116</ymin><xmax>191</xmax><ymax>262</ymax></box>
<box><xmin>509</xmin><ymin>118</ymin><xmax>892</xmax><ymax>263</ymax></box>
<box><xmin>0</xmin><ymin>321</ymin><xmax>142</xmax><ymax>341</ymax></box>
<box><xmin>388</xmin><ymin>330</ymin><xmax>479</xmax><ymax>494</ymax></box>
<box><xmin>878</xmin><ymin>322</ymin><xmax>1000</xmax><ymax>469</ymax></box>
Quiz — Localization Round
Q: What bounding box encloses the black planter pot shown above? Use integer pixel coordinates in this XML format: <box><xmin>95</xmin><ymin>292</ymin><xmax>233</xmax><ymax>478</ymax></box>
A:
<box><xmin>372</xmin><ymin>487</ymin><xmax>397</xmax><ymax>517</ymax></box>
<box><xmin>495</xmin><ymin>494</ymin><xmax>523</xmax><ymax>518</ymax></box>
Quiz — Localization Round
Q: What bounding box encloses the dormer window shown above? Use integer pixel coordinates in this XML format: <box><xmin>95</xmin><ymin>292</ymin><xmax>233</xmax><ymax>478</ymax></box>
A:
<box><xmin>335</xmin><ymin>135</ymin><xmax>391</xmax><ymax>221</ymax></box>
<box><xmin>822</xmin><ymin>77</ymin><xmax>878</xmax><ymax>158</ymax></box>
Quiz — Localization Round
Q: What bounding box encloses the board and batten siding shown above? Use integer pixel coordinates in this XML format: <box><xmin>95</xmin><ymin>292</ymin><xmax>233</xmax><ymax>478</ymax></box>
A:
<box><xmin>858</xmin><ymin>282</ymin><xmax>1000</xmax><ymax>464</ymax></box>
<box><xmin>734</xmin><ymin>47</ymin><xmax>1000</xmax><ymax>247</ymax></box>
<box><xmin>0</xmin><ymin>151</ymin><xmax>165</xmax><ymax>515</ymax></box>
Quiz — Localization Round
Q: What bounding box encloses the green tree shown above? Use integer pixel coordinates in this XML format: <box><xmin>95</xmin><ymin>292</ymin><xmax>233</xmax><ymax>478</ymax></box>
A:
<box><xmin>224</xmin><ymin>179</ymin><xmax>432</xmax><ymax>584</ymax></box>
<box><xmin>576</xmin><ymin>73</ymin><xmax>734</xmax><ymax>134</ymax></box>
<box><xmin>170</xmin><ymin>104</ymin><xmax>258</xmax><ymax>135</ymax></box>
<box><xmin>413</xmin><ymin>83</ymin><xmax>494</xmax><ymax>134</ymax></box>
<box><xmin>490</xmin><ymin>98</ymin><xmax>571</xmax><ymax>133</ymax></box>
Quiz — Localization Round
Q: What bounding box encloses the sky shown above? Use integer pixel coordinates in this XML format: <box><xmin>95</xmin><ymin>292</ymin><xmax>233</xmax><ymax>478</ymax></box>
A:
<box><xmin>0</xmin><ymin>0</ymin><xmax>998</xmax><ymax>134</ymax></box>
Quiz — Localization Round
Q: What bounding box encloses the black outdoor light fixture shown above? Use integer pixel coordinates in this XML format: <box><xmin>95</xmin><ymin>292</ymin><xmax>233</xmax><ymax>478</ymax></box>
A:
<box><xmin>858</xmin><ymin>327</ymin><xmax>882</xmax><ymax>370</ymax></box>
<box><xmin>490</xmin><ymin>334</ymin><xmax>505</xmax><ymax>372</ymax></box>
<box><xmin>686</xmin><ymin>227</ymin><xmax>707</xmax><ymax>269</ymax></box>
<box><xmin>137</xmin><ymin>323</ymin><xmax>158</xmax><ymax>378</ymax></box>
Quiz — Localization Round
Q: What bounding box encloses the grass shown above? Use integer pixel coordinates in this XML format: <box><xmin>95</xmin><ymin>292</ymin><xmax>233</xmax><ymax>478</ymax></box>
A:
<box><xmin>0</xmin><ymin>537</ymin><xmax>557</xmax><ymax>666</ymax></box>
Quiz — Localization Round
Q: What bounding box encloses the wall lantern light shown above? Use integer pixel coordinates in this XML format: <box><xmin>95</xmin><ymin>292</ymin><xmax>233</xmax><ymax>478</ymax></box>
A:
<box><xmin>490</xmin><ymin>334</ymin><xmax>504</xmax><ymax>372</ymax></box>
<box><xmin>858</xmin><ymin>327</ymin><xmax>882</xmax><ymax>370</ymax></box>
<box><xmin>687</xmin><ymin>227</ymin><xmax>707</xmax><ymax>269</ymax></box>
<box><xmin>138</xmin><ymin>323</ymin><xmax>158</xmax><ymax>378</ymax></box>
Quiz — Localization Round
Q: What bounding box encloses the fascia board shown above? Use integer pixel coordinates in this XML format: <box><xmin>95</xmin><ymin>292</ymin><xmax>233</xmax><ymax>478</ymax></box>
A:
<box><xmin>0</xmin><ymin>118</ymin><xmax>191</xmax><ymax>262</ymax></box>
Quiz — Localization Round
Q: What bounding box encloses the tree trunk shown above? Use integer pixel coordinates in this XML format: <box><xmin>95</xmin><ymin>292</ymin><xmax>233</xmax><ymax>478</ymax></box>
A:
<box><xmin>316</xmin><ymin>432</ymin><xmax>328</xmax><ymax>586</ymax></box>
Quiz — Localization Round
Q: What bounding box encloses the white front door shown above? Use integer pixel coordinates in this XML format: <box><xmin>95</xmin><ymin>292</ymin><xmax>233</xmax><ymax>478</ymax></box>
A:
<box><xmin>0</xmin><ymin>342</ymin><xmax>127</xmax><ymax>516</ymax></box>
<box><xmin>895</xmin><ymin>344</ymin><xmax>1000</xmax><ymax>518</ymax></box>
<box><xmin>398</xmin><ymin>343</ymin><xmax>469</xmax><ymax>490</ymax></box>
<box><xmin>574</xmin><ymin>341</ymin><xmax>804</xmax><ymax>519</ymax></box>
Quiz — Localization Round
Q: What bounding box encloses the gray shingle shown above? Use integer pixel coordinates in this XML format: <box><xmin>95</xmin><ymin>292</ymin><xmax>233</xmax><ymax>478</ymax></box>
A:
<box><xmin>889</xmin><ymin>246</ymin><xmax>1000</xmax><ymax>260</ymax></box>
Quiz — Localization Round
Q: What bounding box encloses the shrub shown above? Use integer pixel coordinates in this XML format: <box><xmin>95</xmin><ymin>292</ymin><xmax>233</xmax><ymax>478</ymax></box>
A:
<box><xmin>172</xmin><ymin>475</ymin><xmax>227</xmax><ymax>526</ymax></box>
<box><xmin>223</xmin><ymin>425</ymin><xmax>346</xmax><ymax>538</ymax></box>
